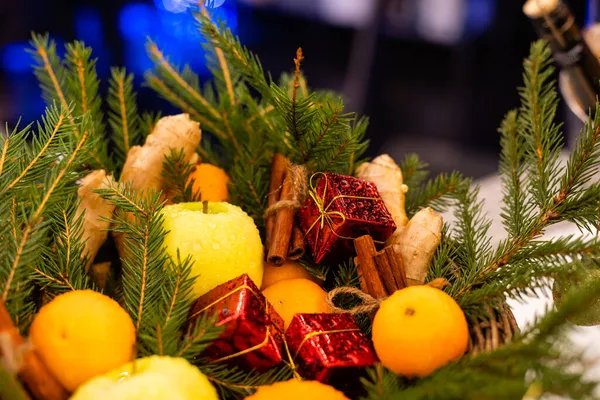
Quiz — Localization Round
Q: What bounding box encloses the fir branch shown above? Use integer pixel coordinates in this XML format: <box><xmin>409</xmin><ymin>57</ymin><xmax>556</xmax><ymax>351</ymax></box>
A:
<box><xmin>0</xmin><ymin>107</ymin><xmax>92</xmax><ymax>328</ymax></box>
<box><xmin>108</xmin><ymin>67</ymin><xmax>142</xmax><ymax>166</ymax></box>
<box><xmin>145</xmin><ymin>72</ymin><xmax>225</xmax><ymax>139</ymax></box>
<box><xmin>140</xmin><ymin>110</ymin><xmax>162</xmax><ymax>138</ymax></box>
<box><xmin>405</xmin><ymin>171</ymin><xmax>466</xmax><ymax>215</ymax></box>
<box><xmin>33</xmin><ymin>198</ymin><xmax>93</xmax><ymax>298</ymax></box>
<box><xmin>162</xmin><ymin>148</ymin><xmax>202</xmax><ymax>203</ymax></box>
<box><xmin>200</xmin><ymin>363</ymin><xmax>292</xmax><ymax>399</ymax></box>
<box><xmin>399</xmin><ymin>153</ymin><xmax>430</xmax><ymax>193</ymax></box>
<box><xmin>196</xmin><ymin>13</ymin><xmax>272</xmax><ymax>101</ymax></box>
<box><xmin>0</xmin><ymin>109</ymin><xmax>67</xmax><ymax>194</ymax></box>
<box><xmin>97</xmin><ymin>183</ymin><xmax>168</xmax><ymax>338</ymax></box>
<box><xmin>29</xmin><ymin>35</ymin><xmax>111</xmax><ymax>170</ymax></box>
<box><xmin>498</xmin><ymin>109</ymin><xmax>531</xmax><ymax>238</ymax></box>
<box><xmin>518</xmin><ymin>40</ymin><xmax>562</xmax><ymax>209</ymax></box>
<box><xmin>28</xmin><ymin>33</ymin><xmax>68</xmax><ymax>110</ymax></box>
<box><xmin>146</xmin><ymin>41</ymin><xmax>222</xmax><ymax>122</ymax></box>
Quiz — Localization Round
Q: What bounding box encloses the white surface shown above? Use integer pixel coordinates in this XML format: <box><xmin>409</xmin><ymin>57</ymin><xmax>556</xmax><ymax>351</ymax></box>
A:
<box><xmin>449</xmin><ymin>153</ymin><xmax>600</xmax><ymax>391</ymax></box>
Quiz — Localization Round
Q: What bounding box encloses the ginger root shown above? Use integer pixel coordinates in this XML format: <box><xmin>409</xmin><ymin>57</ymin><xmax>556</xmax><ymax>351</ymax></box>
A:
<box><xmin>120</xmin><ymin>113</ymin><xmax>201</xmax><ymax>196</ymax></box>
<box><xmin>396</xmin><ymin>207</ymin><xmax>443</xmax><ymax>285</ymax></box>
<box><xmin>75</xmin><ymin>170</ymin><xmax>116</xmax><ymax>273</ymax></box>
<box><xmin>356</xmin><ymin>154</ymin><xmax>409</xmax><ymax>243</ymax></box>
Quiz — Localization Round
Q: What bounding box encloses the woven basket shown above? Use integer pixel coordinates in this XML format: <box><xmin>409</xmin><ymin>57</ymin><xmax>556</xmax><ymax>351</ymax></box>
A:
<box><xmin>468</xmin><ymin>303</ymin><xmax>519</xmax><ymax>355</ymax></box>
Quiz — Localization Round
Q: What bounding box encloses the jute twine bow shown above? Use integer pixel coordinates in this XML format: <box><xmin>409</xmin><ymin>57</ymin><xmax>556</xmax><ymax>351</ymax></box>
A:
<box><xmin>264</xmin><ymin>164</ymin><xmax>308</xmax><ymax>218</ymax></box>
<box><xmin>326</xmin><ymin>278</ymin><xmax>451</xmax><ymax>315</ymax></box>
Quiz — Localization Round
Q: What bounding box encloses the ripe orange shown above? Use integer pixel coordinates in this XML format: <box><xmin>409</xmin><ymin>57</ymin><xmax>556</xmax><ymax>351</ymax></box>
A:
<box><xmin>245</xmin><ymin>379</ymin><xmax>348</xmax><ymax>400</ymax></box>
<box><xmin>29</xmin><ymin>290</ymin><xmax>136</xmax><ymax>391</ymax></box>
<box><xmin>186</xmin><ymin>163</ymin><xmax>229</xmax><ymax>202</ymax></box>
<box><xmin>261</xmin><ymin>260</ymin><xmax>322</xmax><ymax>290</ymax></box>
<box><xmin>372</xmin><ymin>285</ymin><xmax>469</xmax><ymax>377</ymax></box>
<box><xmin>262</xmin><ymin>278</ymin><xmax>331</xmax><ymax>328</ymax></box>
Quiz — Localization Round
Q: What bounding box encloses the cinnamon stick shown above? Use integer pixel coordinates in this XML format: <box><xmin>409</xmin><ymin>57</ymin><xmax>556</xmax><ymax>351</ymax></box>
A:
<box><xmin>353</xmin><ymin>236</ymin><xmax>387</xmax><ymax>299</ymax></box>
<box><xmin>287</xmin><ymin>225</ymin><xmax>305</xmax><ymax>260</ymax></box>
<box><xmin>0</xmin><ymin>301</ymin><xmax>69</xmax><ymax>400</ymax></box>
<box><xmin>374</xmin><ymin>250</ymin><xmax>399</xmax><ymax>295</ymax></box>
<box><xmin>265</xmin><ymin>154</ymin><xmax>288</xmax><ymax>250</ymax></box>
<box><xmin>267</xmin><ymin>163</ymin><xmax>295</xmax><ymax>265</ymax></box>
<box><xmin>386</xmin><ymin>245</ymin><xmax>407</xmax><ymax>289</ymax></box>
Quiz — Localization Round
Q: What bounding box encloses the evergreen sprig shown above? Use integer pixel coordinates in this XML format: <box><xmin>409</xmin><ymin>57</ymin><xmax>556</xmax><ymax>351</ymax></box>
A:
<box><xmin>0</xmin><ymin>104</ymin><xmax>93</xmax><ymax>330</ymax></box>
<box><xmin>107</xmin><ymin>67</ymin><xmax>142</xmax><ymax>167</ymax></box>
<box><xmin>33</xmin><ymin>197</ymin><xmax>94</xmax><ymax>298</ymax></box>
<box><xmin>162</xmin><ymin>149</ymin><xmax>202</xmax><ymax>203</ymax></box>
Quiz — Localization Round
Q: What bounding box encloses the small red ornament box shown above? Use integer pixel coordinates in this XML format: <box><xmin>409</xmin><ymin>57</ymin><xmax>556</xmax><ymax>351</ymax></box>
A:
<box><xmin>285</xmin><ymin>313</ymin><xmax>378</xmax><ymax>382</ymax></box>
<box><xmin>297</xmin><ymin>172</ymin><xmax>396</xmax><ymax>264</ymax></box>
<box><xmin>187</xmin><ymin>273</ymin><xmax>284</xmax><ymax>371</ymax></box>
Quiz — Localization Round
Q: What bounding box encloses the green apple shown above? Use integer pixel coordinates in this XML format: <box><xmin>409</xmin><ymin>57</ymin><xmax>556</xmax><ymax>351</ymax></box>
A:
<box><xmin>553</xmin><ymin>268</ymin><xmax>600</xmax><ymax>326</ymax></box>
<box><xmin>161</xmin><ymin>202</ymin><xmax>263</xmax><ymax>297</ymax></box>
<box><xmin>70</xmin><ymin>356</ymin><xmax>218</xmax><ymax>400</ymax></box>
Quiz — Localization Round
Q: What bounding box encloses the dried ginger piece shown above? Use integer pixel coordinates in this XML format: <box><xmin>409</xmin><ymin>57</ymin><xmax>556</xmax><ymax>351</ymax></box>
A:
<box><xmin>75</xmin><ymin>170</ymin><xmax>116</xmax><ymax>270</ymax></box>
<box><xmin>357</xmin><ymin>155</ymin><xmax>442</xmax><ymax>286</ymax></box>
<box><xmin>396</xmin><ymin>207</ymin><xmax>443</xmax><ymax>285</ymax></box>
<box><xmin>356</xmin><ymin>154</ymin><xmax>409</xmax><ymax>243</ymax></box>
<box><xmin>120</xmin><ymin>113</ymin><xmax>201</xmax><ymax>196</ymax></box>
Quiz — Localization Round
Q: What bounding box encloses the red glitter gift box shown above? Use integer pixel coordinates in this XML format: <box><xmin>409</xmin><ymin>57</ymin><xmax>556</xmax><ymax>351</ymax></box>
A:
<box><xmin>187</xmin><ymin>273</ymin><xmax>284</xmax><ymax>371</ymax></box>
<box><xmin>285</xmin><ymin>313</ymin><xmax>378</xmax><ymax>383</ymax></box>
<box><xmin>297</xmin><ymin>172</ymin><xmax>396</xmax><ymax>264</ymax></box>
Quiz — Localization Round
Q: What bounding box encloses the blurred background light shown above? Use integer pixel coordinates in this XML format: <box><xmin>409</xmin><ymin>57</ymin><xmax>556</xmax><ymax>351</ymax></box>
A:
<box><xmin>1</xmin><ymin>42</ymin><xmax>30</xmax><ymax>74</ymax></box>
<box><xmin>119</xmin><ymin>3</ymin><xmax>155</xmax><ymax>40</ymax></box>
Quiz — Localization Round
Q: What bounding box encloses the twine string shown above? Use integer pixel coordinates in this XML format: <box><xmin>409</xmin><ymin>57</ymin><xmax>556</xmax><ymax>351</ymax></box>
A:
<box><xmin>264</xmin><ymin>164</ymin><xmax>308</xmax><ymax>218</ymax></box>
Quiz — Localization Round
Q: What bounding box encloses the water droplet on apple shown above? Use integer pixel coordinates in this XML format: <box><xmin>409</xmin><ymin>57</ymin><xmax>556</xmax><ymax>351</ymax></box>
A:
<box><xmin>212</xmin><ymin>243</ymin><xmax>221</xmax><ymax>250</ymax></box>
<box><xmin>209</xmin><ymin>223</ymin><xmax>216</xmax><ymax>229</ymax></box>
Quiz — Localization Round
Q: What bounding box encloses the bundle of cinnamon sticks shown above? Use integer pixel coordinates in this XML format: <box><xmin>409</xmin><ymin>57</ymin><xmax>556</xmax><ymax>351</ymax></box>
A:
<box><xmin>353</xmin><ymin>235</ymin><xmax>408</xmax><ymax>298</ymax></box>
<box><xmin>265</xmin><ymin>154</ymin><xmax>306</xmax><ymax>265</ymax></box>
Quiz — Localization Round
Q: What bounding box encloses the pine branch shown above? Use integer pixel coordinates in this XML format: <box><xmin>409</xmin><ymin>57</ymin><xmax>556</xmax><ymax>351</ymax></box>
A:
<box><xmin>162</xmin><ymin>148</ymin><xmax>202</xmax><ymax>203</ymax></box>
<box><xmin>405</xmin><ymin>171</ymin><xmax>466</xmax><ymax>215</ymax></box>
<box><xmin>0</xmin><ymin>106</ymin><xmax>92</xmax><ymax>329</ymax></box>
<box><xmin>200</xmin><ymin>363</ymin><xmax>292</xmax><ymax>399</ymax></box>
<box><xmin>29</xmin><ymin>34</ymin><xmax>111</xmax><ymax>171</ymax></box>
<box><xmin>96</xmin><ymin>183</ymin><xmax>168</xmax><ymax>353</ymax></box>
<box><xmin>399</xmin><ymin>153</ymin><xmax>430</xmax><ymax>193</ymax></box>
<box><xmin>140</xmin><ymin>110</ymin><xmax>162</xmax><ymax>138</ymax></box>
<box><xmin>518</xmin><ymin>40</ymin><xmax>562</xmax><ymax>209</ymax></box>
<box><xmin>146</xmin><ymin>41</ymin><xmax>223</xmax><ymax>124</ymax></box>
<box><xmin>196</xmin><ymin>13</ymin><xmax>272</xmax><ymax>101</ymax></box>
<box><xmin>108</xmin><ymin>67</ymin><xmax>142</xmax><ymax>167</ymax></box>
<box><xmin>498</xmin><ymin>109</ymin><xmax>531</xmax><ymax>238</ymax></box>
<box><xmin>33</xmin><ymin>197</ymin><xmax>94</xmax><ymax>298</ymax></box>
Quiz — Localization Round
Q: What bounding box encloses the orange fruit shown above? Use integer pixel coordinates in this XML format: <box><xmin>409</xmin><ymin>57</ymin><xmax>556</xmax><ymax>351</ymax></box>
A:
<box><xmin>262</xmin><ymin>278</ymin><xmax>331</xmax><ymax>328</ymax></box>
<box><xmin>372</xmin><ymin>285</ymin><xmax>469</xmax><ymax>377</ymax></box>
<box><xmin>187</xmin><ymin>163</ymin><xmax>229</xmax><ymax>202</ymax></box>
<box><xmin>29</xmin><ymin>290</ymin><xmax>136</xmax><ymax>391</ymax></box>
<box><xmin>245</xmin><ymin>379</ymin><xmax>348</xmax><ymax>400</ymax></box>
<box><xmin>261</xmin><ymin>260</ymin><xmax>322</xmax><ymax>290</ymax></box>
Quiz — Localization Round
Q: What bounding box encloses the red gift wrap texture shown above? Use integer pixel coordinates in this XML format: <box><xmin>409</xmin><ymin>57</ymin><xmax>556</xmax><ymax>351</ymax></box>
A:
<box><xmin>187</xmin><ymin>273</ymin><xmax>284</xmax><ymax>371</ymax></box>
<box><xmin>298</xmin><ymin>172</ymin><xmax>396</xmax><ymax>264</ymax></box>
<box><xmin>285</xmin><ymin>313</ymin><xmax>378</xmax><ymax>382</ymax></box>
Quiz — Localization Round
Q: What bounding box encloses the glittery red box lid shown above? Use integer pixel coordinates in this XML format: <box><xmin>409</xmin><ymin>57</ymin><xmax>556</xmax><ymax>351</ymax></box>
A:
<box><xmin>285</xmin><ymin>313</ymin><xmax>378</xmax><ymax>382</ymax></box>
<box><xmin>297</xmin><ymin>172</ymin><xmax>396</xmax><ymax>264</ymax></box>
<box><xmin>188</xmin><ymin>273</ymin><xmax>284</xmax><ymax>370</ymax></box>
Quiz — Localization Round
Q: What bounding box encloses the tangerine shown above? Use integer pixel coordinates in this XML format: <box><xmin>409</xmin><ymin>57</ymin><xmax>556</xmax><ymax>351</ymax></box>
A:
<box><xmin>372</xmin><ymin>285</ymin><xmax>469</xmax><ymax>377</ymax></box>
<box><xmin>261</xmin><ymin>260</ymin><xmax>322</xmax><ymax>290</ymax></box>
<box><xmin>245</xmin><ymin>379</ymin><xmax>348</xmax><ymax>400</ymax></box>
<box><xmin>262</xmin><ymin>278</ymin><xmax>331</xmax><ymax>328</ymax></box>
<box><xmin>186</xmin><ymin>163</ymin><xmax>229</xmax><ymax>202</ymax></box>
<box><xmin>29</xmin><ymin>290</ymin><xmax>136</xmax><ymax>391</ymax></box>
